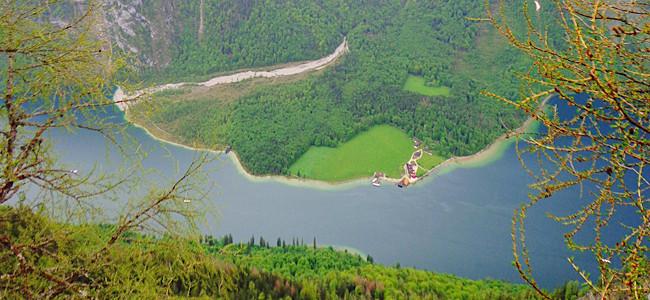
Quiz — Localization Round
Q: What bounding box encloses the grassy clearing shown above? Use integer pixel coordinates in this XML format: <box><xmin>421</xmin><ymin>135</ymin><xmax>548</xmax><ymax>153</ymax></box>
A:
<box><xmin>415</xmin><ymin>167</ymin><xmax>426</xmax><ymax>177</ymax></box>
<box><xmin>289</xmin><ymin>125</ymin><xmax>414</xmax><ymax>181</ymax></box>
<box><xmin>417</xmin><ymin>152</ymin><xmax>447</xmax><ymax>170</ymax></box>
<box><xmin>403</xmin><ymin>75</ymin><xmax>451</xmax><ymax>97</ymax></box>
<box><xmin>415</xmin><ymin>152</ymin><xmax>446</xmax><ymax>177</ymax></box>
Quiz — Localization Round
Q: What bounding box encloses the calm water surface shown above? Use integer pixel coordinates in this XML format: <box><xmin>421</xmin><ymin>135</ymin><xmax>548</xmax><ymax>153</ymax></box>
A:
<box><xmin>48</xmin><ymin>108</ymin><xmax>613</xmax><ymax>289</ymax></box>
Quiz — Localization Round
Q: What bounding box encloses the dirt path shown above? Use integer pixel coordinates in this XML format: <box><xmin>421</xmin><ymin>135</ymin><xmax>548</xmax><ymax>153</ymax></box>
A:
<box><xmin>114</xmin><ymin>38</ymin><xmax>349</xmax><ymax>110</ymax></box>
<box><xmin>198</xmin><ymin>0</ymin><xmax>205</xmax><ymax>41</ymax></box>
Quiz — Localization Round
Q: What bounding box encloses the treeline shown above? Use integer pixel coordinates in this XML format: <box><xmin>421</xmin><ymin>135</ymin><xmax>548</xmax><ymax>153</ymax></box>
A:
<box><xmin>144</xmin><ymin>0</ymin><xmax>562</xmax><ymax>175</ymax></box>
<box><xmin>1</xmin><ymin>206</ymin><xmax>586</xmax><ymax>299</ymax></box>
<box><xmin>201</xmin><ymin>233</ymin><xmax>588</xmax><ymax>299</ymax></box>
<box><xmin>202</xmin><ymin>235</ymin><xmax>371</xmax><ymax>280</ymax></box>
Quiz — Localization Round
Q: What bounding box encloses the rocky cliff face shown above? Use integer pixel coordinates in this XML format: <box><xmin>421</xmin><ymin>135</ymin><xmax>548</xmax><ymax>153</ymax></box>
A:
<box><xmin>46</xmin><ymin>0</ymin><xmax>186</xmax><ymax>70</ymax></box>
<box><xmin>99</xmin><ymin>0</ymin><xmax>181</xmax><ymax>69</ymax></box>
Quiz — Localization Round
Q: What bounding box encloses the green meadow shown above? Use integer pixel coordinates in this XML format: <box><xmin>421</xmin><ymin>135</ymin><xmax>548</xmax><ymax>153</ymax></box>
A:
<box><xmin>289</xmin><ymin>125</ymin><xmax>414</xmax><ymax>181</ymax></box>
<box><xmin>403</xmin><ymin>75</ymin><xmax>451</xmax><ymax>97</ymax></box>
<box><xmin>417</xmin><ymin>152</ymin><xmax>447</xmax><ymax>170</ymax></box>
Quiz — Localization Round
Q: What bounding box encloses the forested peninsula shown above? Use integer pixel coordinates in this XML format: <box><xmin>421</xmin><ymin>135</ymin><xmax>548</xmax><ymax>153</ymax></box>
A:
<box><xmin>125</xmin><ymin>0</ymin><xmax>560</xmax><ymax>181</ymax></box>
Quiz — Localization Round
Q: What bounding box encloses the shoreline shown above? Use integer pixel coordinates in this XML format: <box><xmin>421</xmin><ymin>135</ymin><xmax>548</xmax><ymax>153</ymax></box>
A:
<box><xmin>123</xmin><ymin>112</ymin><xmax>368</xmax><ymax>191</ymax></box>
<box><xmin>419</xmin><ymin>114</ymin><xmax>539</xmax><ymax>182</ymax></box>
<box><xmin>415</xmin><ymin>96</ymin><xmax>551</xmax><ymax>185</ymax></box>
<box><xmin>123</xmin><ymin>104</ymin><xmax>543</xmax><ymax>190</ymax></box>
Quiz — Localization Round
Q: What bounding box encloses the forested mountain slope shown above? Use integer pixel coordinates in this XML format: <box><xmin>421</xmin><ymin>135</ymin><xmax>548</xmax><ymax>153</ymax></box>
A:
<box><xmin>104</xmin><ymin>0</ymin><xmax>557</xmax><ymax>177</ymax></box>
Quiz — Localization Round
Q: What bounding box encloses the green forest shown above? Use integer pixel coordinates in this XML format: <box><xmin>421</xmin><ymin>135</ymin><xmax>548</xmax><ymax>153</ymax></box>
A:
<box><xmin>131</xmin><ymin>0</ymin><xmax>560</xmax><ymax>177</ymax></box>
<box><xmin>1</xmin><ymin>206</ymin><xmax>586</xmax><ymax>299</ymax></box>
